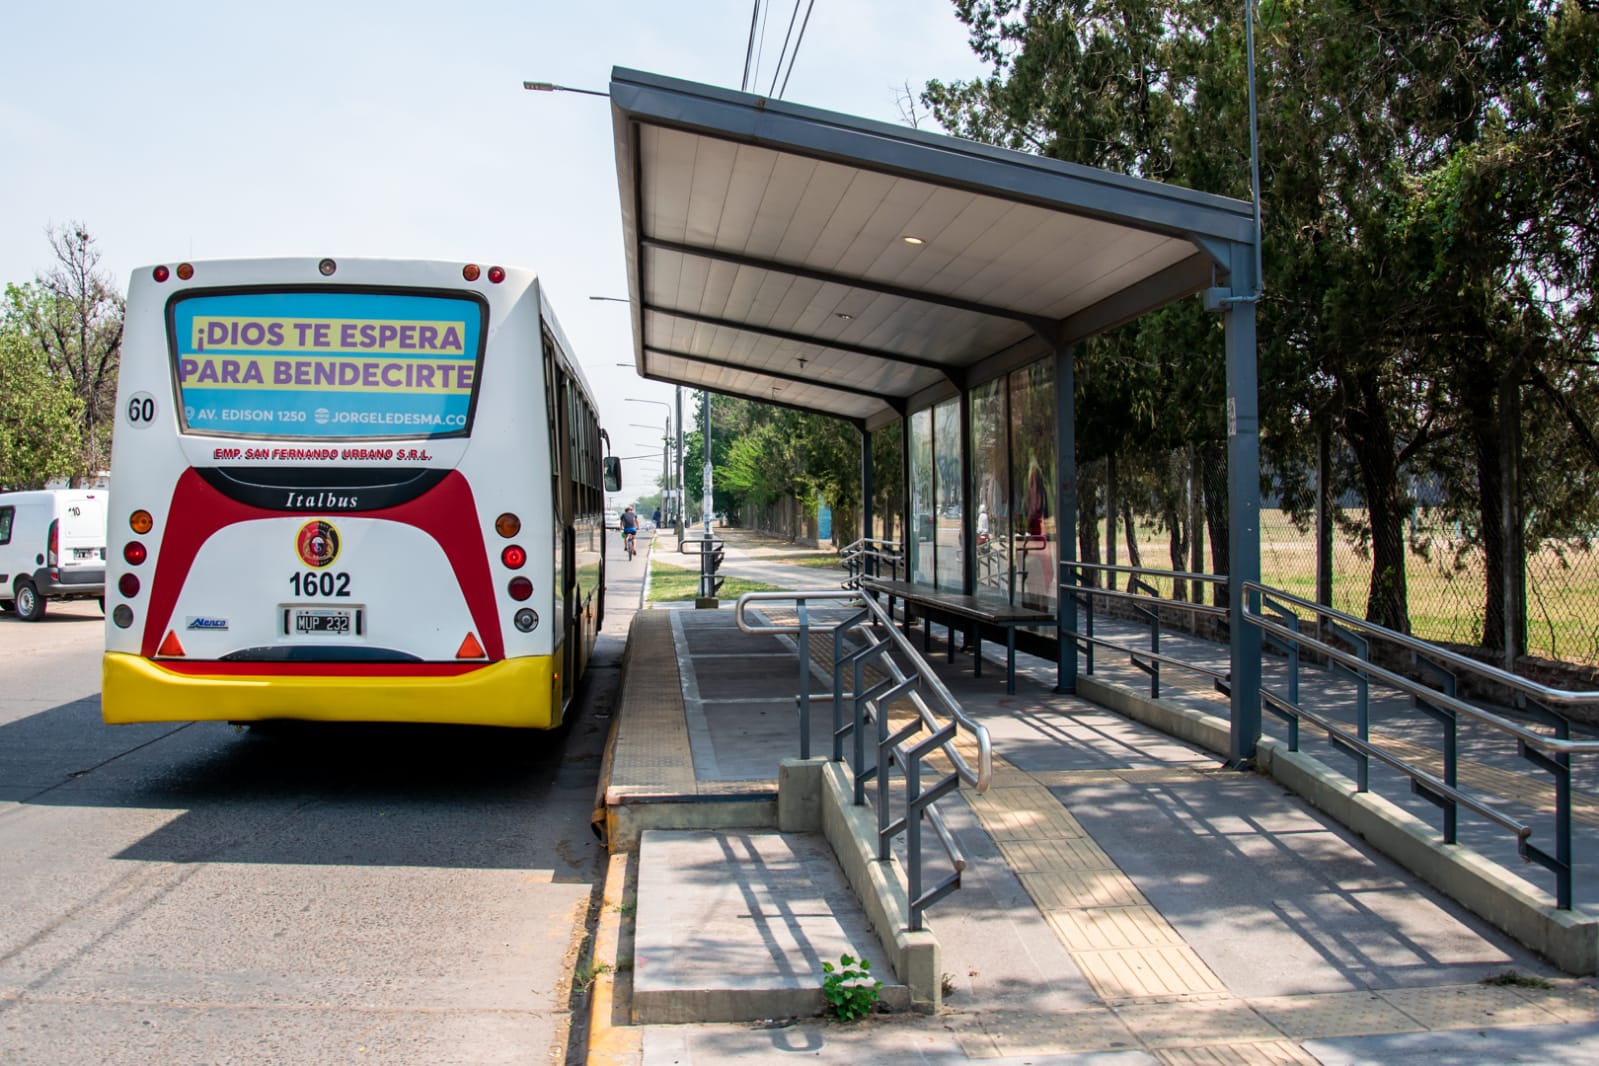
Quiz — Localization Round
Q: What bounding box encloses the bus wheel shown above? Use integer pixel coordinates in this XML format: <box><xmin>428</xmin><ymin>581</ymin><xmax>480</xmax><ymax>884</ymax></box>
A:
<box><xmin>14</xmin><ymin>580</ymin><xmax>46</xmax><ymax>622</ymax></box>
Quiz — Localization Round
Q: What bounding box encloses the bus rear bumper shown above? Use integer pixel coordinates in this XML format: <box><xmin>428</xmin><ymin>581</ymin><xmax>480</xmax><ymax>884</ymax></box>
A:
<box><xmin>101</xmin><ymin>652</ymin><xmax>564</xmax><ymax>728</ymax></box>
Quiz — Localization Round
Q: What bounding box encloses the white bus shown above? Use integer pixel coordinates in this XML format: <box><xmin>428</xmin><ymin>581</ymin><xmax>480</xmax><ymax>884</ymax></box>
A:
<box><xmin>103</xmin><ymin>257</ymin><xmax>614</xmax><ymax>728</ymax></box>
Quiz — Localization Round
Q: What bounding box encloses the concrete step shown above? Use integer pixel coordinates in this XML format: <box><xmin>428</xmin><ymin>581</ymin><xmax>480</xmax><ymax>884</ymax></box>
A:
<box><xmin>632</xmin><ymin>828</ymin><xmax>910</xmax><ymax>1024</ymax></box>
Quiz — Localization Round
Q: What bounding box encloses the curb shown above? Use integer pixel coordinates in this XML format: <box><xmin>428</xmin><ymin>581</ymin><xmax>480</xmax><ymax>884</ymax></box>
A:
<box><xmin>583</xmin><ymin>850</ymin><xmax>639</xmax><ymax>1066</ymax></box>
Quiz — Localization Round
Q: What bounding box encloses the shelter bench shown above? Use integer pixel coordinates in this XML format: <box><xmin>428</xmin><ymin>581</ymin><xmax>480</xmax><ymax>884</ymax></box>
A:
<box><xmin>860</xmin><ymin>577</ymin><xmax>1057</xmax><ymax>694</ymax></box>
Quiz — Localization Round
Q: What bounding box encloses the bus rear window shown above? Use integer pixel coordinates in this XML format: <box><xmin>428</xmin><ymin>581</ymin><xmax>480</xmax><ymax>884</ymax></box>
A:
<box><xmin>168</xmin><ymin>289</ymin><xmax>486</xmax><ymax>440</ymax></box>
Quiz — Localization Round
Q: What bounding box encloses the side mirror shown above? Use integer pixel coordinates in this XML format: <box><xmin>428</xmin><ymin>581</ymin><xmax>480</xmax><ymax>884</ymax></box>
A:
<box><xmin>603</xmin><ymin>456</ymin><xmax>622</xmax><ymax>493</ymax></box>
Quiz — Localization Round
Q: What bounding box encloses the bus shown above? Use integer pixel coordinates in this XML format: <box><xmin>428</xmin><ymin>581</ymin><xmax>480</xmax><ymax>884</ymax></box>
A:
<box><xmin>103</xmin><ymin>257</ymin><xmax>615</xmax><ymax>729</ymax></box>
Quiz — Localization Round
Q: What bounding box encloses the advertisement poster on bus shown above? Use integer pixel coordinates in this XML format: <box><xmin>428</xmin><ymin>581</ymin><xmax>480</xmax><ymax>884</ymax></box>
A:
<box><xmin>169</xmin><ymin>291</ymin><xmax>486</xmax><ymax>440</ymax></box>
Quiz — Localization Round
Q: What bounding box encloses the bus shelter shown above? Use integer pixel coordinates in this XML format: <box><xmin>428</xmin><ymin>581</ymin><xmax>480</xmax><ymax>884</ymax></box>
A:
<box><xmin>607</xmin><ymin>68</ymin><xmax>1265</xmax><ymax>762</ymax></box>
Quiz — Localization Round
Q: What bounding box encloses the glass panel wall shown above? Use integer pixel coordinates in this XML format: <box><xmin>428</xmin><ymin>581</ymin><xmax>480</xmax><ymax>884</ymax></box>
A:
<box><xmin>970</xmin><ymin>378</ymin><xmax>1006</xmax><ymax>599</ymax></box>
<box><xmin>1010</xmin><ymin>360</ymin><xmax>1057</xmax><ymax>613</ymax></box>
<box><xmin>902</xmin><ymin>359</ymin><xmax>1059</xmax><ymax>609</ymax></box>
<box><xmin>933</xmin><ymin>396</ymin><xmax>963</xmax><ymax>590</ymax></box>
<box><xmin>908</xmin><ymin>407</ymin><xmax>934</xmax><ymax>584</ymax></box>
<box><xmin>868</xmin><ymin>421</ymin><xmax>903</xmax><ymax>548</ymax></box>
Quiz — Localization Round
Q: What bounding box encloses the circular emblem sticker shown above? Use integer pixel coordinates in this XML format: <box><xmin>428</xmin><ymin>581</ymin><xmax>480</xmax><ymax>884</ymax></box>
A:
<box><xmin>295</xmin><ymin>519</ymin><xmax>341</xmax><ymax>569</ymax></box>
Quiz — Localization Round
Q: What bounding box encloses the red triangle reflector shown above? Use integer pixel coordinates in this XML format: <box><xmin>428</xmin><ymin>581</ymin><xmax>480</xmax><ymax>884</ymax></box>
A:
<box><xmin>157</xmin><ymin>630</ymin><xmax>186</xmax><ymax>657</ymax></box>
<box><xmin>455</xmin><ymin>632</ymin><xmax>485</xmax><ymax>659</ymax></box>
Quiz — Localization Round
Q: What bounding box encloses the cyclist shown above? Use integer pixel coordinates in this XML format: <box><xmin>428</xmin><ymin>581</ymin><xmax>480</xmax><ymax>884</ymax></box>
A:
<box><xmin>620</xmin><ymin>505</ymin><xmax>639</xmax><ymax>559</ymax></box>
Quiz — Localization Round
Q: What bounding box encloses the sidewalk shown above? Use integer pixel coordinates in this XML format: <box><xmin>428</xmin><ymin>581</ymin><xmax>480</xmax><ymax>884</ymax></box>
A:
<box><xmin>587</xmin><ymin>528</ymin><xmax>1599</xmax><ymax>1064</ymax></box>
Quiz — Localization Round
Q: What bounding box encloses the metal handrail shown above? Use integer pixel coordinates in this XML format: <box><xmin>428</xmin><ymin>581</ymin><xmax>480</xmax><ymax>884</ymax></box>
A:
<box><xmin>734</xmin><ymin>590</ymin><xmax>992</xmax><ymax>791</ymax></box>
<box><xmin>1242</xmin><ymin>583</ymin><xmax>1599</xmax><ymax>757</ymax></box>
<box><xmin>837</xmin><ymin>537</ymin><xmax>905</xmax><ymax>587</ymax></box>
<box><xmin>1060</xmin><ymin>566</ymin><xmax>1594</xmax><ymax>908</ymax></box>
<box><xmin>1070</xmin><ymin>561</ymin><xmax>1229</xmax><ymax>587</ymax></box>
<box><xmin>735</xmin><ymin>589</ymin><xmax>991</xmax><ymax>930</ymax></box>
<box><xmin>1064</xmin><ymin>561</ymin><xmax>1230</xmax><ymax>699</ymax></box>
<box><xmin>1243</xmin><ymin>581</ymin><xmax>1599</xmax><ymax>719</ymax></box>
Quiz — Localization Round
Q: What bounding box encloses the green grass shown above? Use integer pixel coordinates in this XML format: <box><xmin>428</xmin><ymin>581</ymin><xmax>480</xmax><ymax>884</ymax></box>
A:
<box><xmin>785</xmin><ymin>552</ymin><xmax>851</xmax><ymax>569</ymax></box>
<box><xmin>1088</xmin><ymin>509</ymin><xmax>1599</xmax><ymax>664</ymax></box>
<box><xmin>646</xmin><ymin>560</ymin><xmax>786</xmax><ymax>602</ymax></box>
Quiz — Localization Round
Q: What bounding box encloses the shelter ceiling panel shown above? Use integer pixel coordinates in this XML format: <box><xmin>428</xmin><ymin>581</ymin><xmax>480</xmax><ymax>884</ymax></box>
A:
<box><xmin>648</xmin><ymin>350</ymin><xmax>883</xmax><ymax>423</ymax></box>
<box><xmin>642</xmin><ymin>127</ymin><xmax>1203</xmax><ymax>332</ymax></box>
<box><xmin>642</xmin><ymin>309</ymin><xmax>941</xmax><ymax>395</ymax></box>
<box><xmin>614</xmin><ymin>68</ymin><xmax>1257</xmax><ymax>420</ymax></box>
<box><xmin>643</xmin><ymin>246</ymin><xmax>1029</xmax><ymax>368</ymax></box>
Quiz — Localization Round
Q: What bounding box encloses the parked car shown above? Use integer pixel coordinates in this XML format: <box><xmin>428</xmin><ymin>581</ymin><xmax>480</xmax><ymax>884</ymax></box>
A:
<box><xmin>604</xmin><ymin>509</ymin><xmax>621</xmax><ymax>530</ymax></box>
<box><xmin>0</xmin><ymin>489</ymin><xmax>108</xmax><ymax>620</ymax></box>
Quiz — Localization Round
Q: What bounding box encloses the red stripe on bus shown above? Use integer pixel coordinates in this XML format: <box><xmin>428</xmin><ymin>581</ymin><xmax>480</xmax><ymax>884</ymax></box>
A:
<box><xmin>155</xmin><ymin>661</ymin><xmax>485</xmax><ymax>677</ymax></box>
<box><xmin>142</xmin><ymin>469</ymin><xmax>504</xmax><ymax>660</ymax></box>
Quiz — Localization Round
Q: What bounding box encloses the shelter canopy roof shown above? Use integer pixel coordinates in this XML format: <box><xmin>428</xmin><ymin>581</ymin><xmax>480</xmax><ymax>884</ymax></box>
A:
<box><xmin>610</xmin><ymin>68</ymin><xmax>1255</xmax><ymax>430</ymax></box>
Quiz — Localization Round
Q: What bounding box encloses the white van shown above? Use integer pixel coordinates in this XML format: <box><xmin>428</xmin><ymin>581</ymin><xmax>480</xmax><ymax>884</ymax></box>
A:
<box><xmin>0</xmin><ymin>490</ymin><xmax>108</xmax><ymax>620</ymax></box>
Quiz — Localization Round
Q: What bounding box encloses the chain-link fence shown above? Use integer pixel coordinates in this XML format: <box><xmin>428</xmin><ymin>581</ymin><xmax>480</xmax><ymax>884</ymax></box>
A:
<box><xmin>1076</xmin><ymin>448</ymin><xmax>1599</xmax><ymax>669</ymax></box>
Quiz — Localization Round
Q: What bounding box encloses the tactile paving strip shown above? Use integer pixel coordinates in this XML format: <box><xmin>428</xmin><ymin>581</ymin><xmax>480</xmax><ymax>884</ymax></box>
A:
<box><xmin>732</xmin><ymin>601</ymin><xmax>1599</xmax><ymax>1058</ymax></box>
<box><xmin>606</xmin><ymin>612</ymin><xmax>697</xmax><ymax>797</ymax></box>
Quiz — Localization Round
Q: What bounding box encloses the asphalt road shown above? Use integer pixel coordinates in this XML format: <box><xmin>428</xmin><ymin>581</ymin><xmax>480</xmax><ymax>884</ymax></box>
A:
<box><xmin>0</xmin><ymin>595</ymin><xmax>631</xmax><ymax>1066</ymax></box>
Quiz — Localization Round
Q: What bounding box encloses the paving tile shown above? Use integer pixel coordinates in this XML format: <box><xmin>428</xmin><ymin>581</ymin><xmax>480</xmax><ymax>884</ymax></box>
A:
<box><xmin>1510</xmin><ymin>982</ymin><xmax>1599</xmax><ymax>1023</ymax></box>
<box><xmin>1116</xmin><ymin>997</ymin><xmax>1284</xmax><ymax>1047</ymax></box>
<box><xmin>1249</xmin><ymin>990</ymin><xmax>1422</xmax><ymax>1039</ymax></box>
<box><xmin>1046</xmin><ymin>905</ymin><xmax>1187</xmax><ymax>952</ymax></box>
<box><xmin>1155</xmin><ymin>1039</ymin><xmax>1321</xmax><ymax>1065</ymax></box>
<box><xmin>1072</xmin><ymin>945</ymin><xmax>1230</xmax><ymax>1001</ymax></box>
<box><xmin>946</xmin><ymin>1007</ymin><xmax>1141</xmax><ymax>1058</ymax></box>
<box><xmin>1380</xmin><ymin>982</ymin><xmax>1565</xmax><ymax>1030</ymax></box>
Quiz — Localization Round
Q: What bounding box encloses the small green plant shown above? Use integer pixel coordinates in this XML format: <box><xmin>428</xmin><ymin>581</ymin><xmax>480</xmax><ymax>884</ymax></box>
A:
<box><xmin>821</xmin><ymin>953</ymin><xmax>881</xmax><ymax>1022</ymax></box>
<box><xmin>573</xmin><ymin>959</ymin><xmax>611</xmax><ymax>991</ymax></box>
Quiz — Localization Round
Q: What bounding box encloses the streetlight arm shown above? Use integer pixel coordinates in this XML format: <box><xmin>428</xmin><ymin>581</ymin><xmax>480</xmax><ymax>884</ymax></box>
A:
<box><xmin>522</xmin><ymin>81</ymin><xmax>609</xmax><ymax>97</ymax></box>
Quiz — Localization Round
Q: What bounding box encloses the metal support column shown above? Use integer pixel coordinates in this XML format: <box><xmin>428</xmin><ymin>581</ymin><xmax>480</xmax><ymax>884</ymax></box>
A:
<box><xmin>1055</xmin><ymin>343</ymin><xmax>1077</xmax><ymax>694</ymax></box>
<box><xmin>1219</xmin><ymin>277</ymin><xmax>1262</xmax><ymax>765</ymax></box>
<box><xmin>960</xmin><ymin>389</ymin><xmax>974</xmax><ymax>597</ymax></box>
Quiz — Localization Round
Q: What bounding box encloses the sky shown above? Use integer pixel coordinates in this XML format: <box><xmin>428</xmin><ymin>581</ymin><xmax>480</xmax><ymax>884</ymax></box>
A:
<box><xmin>1</xmin><ymin>0</ymin><xmax>990</xmax><ymax>496</ymax></box>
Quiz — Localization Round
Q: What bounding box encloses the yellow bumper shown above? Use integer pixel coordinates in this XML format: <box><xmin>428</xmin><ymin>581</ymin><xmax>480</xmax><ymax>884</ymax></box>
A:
<box><xmin>101</xmin><ymin>652</ymin><xmax>563</xmax><ymax>729</ymax></box>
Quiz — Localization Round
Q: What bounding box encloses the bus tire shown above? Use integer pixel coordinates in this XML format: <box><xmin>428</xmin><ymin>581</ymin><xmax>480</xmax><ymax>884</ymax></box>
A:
<box><xmin>14</xmin><ymin>580</ymin><xmax>45</xmax><ymax>622</ymax></box>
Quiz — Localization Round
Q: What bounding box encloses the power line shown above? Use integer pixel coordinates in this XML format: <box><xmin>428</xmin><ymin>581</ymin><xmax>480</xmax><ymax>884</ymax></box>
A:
<box><xmin>766</xmin><ymin>0</ymin><xmax>806</xmax><ymax>97</ymax></box>
<box><xmin>752</xmin><ymin>0</ymin><xmax>772</xmax><ymax>93</ymax></box>
<box><xmin>776</xmin><ymin>0</ymin><xmax>816</xmax><ymax>99</ymax></box>
<box><xmin>741</xmin><ymin>0</ymin><xmax>761</xmax><ymax>91</ymax></box>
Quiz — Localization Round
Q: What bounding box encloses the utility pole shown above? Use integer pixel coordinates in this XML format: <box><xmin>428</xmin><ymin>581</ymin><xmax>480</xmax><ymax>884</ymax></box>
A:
<box><xmin>675</xmin><ymin>387</ymin><xmax>685</xmax><ymax>542</ymax></box>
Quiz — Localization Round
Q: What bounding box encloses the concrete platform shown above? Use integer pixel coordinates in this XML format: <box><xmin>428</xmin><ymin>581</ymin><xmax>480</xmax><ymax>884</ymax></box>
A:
<box><xmin>587</xmin><ymin>529</ymin><xmax>1599</xmax><ymax>1065</ymax></box>
<box><xmin>632</xmin><ymin>829</ymin><xmax>908</xmax><ymax>1023</ymax></box>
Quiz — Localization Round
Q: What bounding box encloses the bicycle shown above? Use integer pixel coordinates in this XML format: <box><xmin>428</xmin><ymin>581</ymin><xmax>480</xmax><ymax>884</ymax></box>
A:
<box><xmin>622</xmin><ymin>529</ymin><xmax>637</xmax><ymax>560</ymax></box>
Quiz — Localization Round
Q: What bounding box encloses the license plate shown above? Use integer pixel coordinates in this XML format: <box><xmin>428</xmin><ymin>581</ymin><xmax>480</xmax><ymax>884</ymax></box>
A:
<box><xmin>73</xmin><ymin>548</ymin><xmax>100</xmax><ymax>560</ymax></box>
<box><xmin>284</xmin><ymin>606</ymin><xmax>364</xmax><ymax>636</ymax></box>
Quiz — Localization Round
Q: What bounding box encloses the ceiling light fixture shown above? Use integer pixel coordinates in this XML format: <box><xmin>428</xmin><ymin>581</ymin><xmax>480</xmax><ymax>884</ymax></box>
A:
<box><xmin>834</xmin><ymin>312</ymin><xmax>853</xmax><ymax>321</ymax></box>
<box><xmin>901</xmin><ymin>235</ymin><xmax>925</xmax><ymax>245</ymax></box>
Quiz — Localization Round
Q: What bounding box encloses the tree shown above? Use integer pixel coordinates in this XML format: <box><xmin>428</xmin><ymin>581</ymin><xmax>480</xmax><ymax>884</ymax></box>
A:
<box><xmin>13</xmin><ymin>225</ymin><xmax>125</xmax><ymax>482</ymax></box>
<box><xmin>0</xmin><ymin>291</ymin><xmax>83</xmax><ymax>489</ymax></box>
<box><xmin>924</xmin><ymin>0</ymin><xmax>1599</xmax><ymax>646</ymax></box>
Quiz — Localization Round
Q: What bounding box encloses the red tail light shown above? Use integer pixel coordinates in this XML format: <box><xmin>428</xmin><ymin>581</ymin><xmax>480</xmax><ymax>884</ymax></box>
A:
<box><xmin>501</xmin><ymin>545</ymin><xmax>526</xmax><ymax>569</ymax></box>
<box><xmin>124</xmin><ymin>542</ymin><xmax>147</xmax><ymax>565</ymax></box>
<box><xmin>47</xmin><ymin>519</ymin><xmax>59</xmax><ymax>566</ymax></box>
